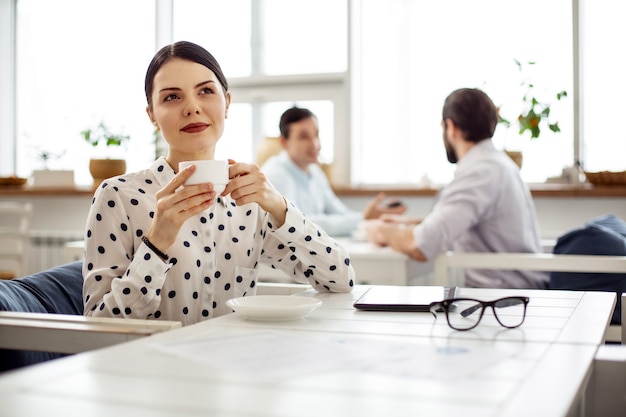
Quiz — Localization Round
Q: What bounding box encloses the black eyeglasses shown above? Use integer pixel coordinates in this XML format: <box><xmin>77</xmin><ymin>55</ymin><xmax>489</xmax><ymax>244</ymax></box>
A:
<box><xmin>428</xmin><ymin>296</ymin><xmax>530</xmax><ymax>331</ymax></box>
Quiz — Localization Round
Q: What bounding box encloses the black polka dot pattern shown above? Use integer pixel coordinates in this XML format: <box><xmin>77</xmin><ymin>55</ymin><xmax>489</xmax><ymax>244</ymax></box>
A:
<box><xmin>82</xmin><ymin>156</ymin><xmax>355</xmax><ymax>326</ymax></box>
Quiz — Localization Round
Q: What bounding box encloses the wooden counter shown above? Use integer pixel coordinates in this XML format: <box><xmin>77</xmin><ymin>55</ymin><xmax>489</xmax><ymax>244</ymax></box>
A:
<box><xmin>1</xmin><ymin>183</ymin><xmax>626</xmax><ymax>198</ymax></box>
<box><xmin>0</xmin><ymin>185</ymin><xmax>95</xmax><ymax>196</ymax></box>
<box><xmin>333</xmin><ymin>183</ymin><xmax>626</xmax><ymax>198</ymax></box>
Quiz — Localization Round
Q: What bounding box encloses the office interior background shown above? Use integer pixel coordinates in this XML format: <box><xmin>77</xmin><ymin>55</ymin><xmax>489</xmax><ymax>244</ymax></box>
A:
<box><xmin>0</xmin><ymin>0</ymin><xmax>624</xmax><ymax>187</ymax></box>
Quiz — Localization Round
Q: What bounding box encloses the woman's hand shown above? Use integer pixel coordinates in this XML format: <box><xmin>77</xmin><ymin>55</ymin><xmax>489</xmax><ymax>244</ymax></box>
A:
<box><xmin>222</xmin><ymin>159</ymin><xmax>287</xmax><ymax>226</ymax></box>
<box><xmin>146</xmin><ymin>164</ymin><xmax>217</xmax><ymax>254</ymax></box>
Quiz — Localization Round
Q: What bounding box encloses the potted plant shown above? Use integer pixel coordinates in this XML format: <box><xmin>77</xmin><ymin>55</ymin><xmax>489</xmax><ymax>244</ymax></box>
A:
<box><xmin>81</xmin><ymin>122</ymin><xmax>130</xmax><ymax>187</ymax></box>
<box><xmin>497</xmin><ymin>60</ymin><xmax>568</xmax><ymax>168</ymax></box>
<box><xmin>31</xmin><ymin>148</ymin><xmax>75</xmax><ymax>187</ymax></box>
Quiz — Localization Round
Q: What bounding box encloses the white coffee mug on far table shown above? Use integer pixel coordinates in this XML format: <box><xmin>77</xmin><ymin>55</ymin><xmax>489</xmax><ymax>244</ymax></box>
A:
<box><xmin>179</xmin><ymin>160</ymin><xmax>229</xmax><ymax>194</ymax></box>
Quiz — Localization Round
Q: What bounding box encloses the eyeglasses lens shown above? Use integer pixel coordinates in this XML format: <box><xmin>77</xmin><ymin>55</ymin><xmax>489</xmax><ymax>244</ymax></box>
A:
<box><xmin>446</xmin><ymin>299</ymin><xmax>483</xmax><ymax>330</ymax></box>
<box><xmin>493</xmin><ymin>298</ymin><xmax>526</xmax><ymax>328</ymax></box>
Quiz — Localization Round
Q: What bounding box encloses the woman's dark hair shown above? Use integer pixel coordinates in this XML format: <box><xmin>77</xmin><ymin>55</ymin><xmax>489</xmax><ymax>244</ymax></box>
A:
<box><xmin>442</xmin><ymin>88</ymin><xmax>498</xmax><ymax>142</ymax></box>
<box><xmin>279</xmin><ymin>106</ymin><xmax>316</xmax><ymax>138</ymax></box>
<box><xmin>144</xmin><ymin>41</ymin><xmax>228</xmax><ymax>109</ymax></box>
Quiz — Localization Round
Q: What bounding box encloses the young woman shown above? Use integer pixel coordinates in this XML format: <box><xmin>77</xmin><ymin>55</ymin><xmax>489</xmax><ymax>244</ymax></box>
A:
<box><xmin>83</xmin><ymin>41</ymin><xmax>354</xmax><ymax>325</ymax></box>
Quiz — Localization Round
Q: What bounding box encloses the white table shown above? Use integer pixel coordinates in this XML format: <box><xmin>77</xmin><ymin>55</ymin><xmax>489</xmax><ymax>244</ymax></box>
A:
<box><xmin>0</xmin><ymin>285</ymin><xmax>615</xmax><ymax>417</ymax></box>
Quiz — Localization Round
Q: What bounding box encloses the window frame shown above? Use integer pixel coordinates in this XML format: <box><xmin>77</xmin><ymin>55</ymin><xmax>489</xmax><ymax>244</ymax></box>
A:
<box><xmin>0</xmin><ymin>0</ymin><xmax>16</xmax><ymax>176</ymax></box>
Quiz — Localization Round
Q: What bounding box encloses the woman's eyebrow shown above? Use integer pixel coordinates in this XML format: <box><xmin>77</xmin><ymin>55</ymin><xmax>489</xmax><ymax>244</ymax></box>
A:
<box><xmin>195</xmin><ymin>80</ymin><xmax>215</xmax><ymax>88</ymax></box>
<box><xmin>158</xmin><ymin>80</ymin><xmax>215</xmax><ymax>93</ymax></box>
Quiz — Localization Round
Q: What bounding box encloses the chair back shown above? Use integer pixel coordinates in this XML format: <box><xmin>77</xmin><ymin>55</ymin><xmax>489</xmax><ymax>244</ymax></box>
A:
<box><xmin>0</xmin><ymin>261</ymin><xmax>83</xmax><ymax>371</ymax></box>
<box><xmin>0</xmin><ymin>202</ymin><xmax>32</xmax><ymax>278</ymax></box>
<box><xmin>551</xmin><ymin>214</ymin><xmax>626</xmax><ymax>324</ymax></box>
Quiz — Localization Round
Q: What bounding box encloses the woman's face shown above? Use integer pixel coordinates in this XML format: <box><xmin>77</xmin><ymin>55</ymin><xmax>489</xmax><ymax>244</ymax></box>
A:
<box><xmin>147</xmin><ymin>57</ymin><xmax>230</xmax><ymax>160</ymax></box>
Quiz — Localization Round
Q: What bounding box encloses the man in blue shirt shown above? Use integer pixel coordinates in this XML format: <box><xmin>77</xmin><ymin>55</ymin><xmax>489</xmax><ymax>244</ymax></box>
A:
<box><xmin>261</xmin><ymin>107</ymin><xmax>406</xmax><ymax>237</ymax></box>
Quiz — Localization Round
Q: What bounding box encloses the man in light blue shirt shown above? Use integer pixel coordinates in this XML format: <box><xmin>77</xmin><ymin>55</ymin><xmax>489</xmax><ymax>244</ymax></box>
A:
<box><xmin>262</xmin><ymin>107</ymin><xmax>406</xmax><ymax>237</ymax></box>
<box><xmin>365</xmin><ymin>89</ymin><xmax>547</xmax><ymax>289</ymax></box>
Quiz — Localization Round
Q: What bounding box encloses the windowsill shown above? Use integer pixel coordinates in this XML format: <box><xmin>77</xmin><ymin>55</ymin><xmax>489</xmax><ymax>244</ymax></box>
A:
<box><xmin>1</xmin><ymin>183</ymin><xmax>625</xmax><ymax>198</ymax></box>
<box><xmin>0</xmin><ymin>185</ymin><xmax>96</xmax><ymax>196</ymax></box>
<box><xmin>332</xmin><ymin>183</ymin><xmax>626</xmax><ymax>198</ymax></box>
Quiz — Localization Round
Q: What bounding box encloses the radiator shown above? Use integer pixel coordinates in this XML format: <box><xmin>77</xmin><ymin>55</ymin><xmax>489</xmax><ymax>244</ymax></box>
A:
<box><xmin>28</xmin><ymin>230</ymin><xmax>84</xmax><ymax>274</ymax></box>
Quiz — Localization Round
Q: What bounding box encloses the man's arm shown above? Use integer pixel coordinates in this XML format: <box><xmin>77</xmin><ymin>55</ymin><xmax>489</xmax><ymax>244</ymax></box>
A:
<box><xmin>365</xmin><ymin>219</ymin><xmax>427</xmax><ymax>261</ymax></box>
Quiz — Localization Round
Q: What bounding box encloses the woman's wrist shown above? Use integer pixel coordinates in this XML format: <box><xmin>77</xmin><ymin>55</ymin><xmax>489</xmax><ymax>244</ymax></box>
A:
<box><xmin>266</xmin><ymin>195</ymin><xmax>288</xmax><ymax>227</ymax></box>
<box><xmin>141</xmin><ymin>235</ymin><xmax>169</xmax><ymax>261</ymax></box>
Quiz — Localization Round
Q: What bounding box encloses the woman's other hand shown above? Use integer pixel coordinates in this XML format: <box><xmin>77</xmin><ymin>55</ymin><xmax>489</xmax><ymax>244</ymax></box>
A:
<box><xmin>223</xmin><ymin>159</ymin><xmax>287</xmax><ymax>227</ymax></box>
<box><xmin>146</xmin><ymin>164</ymin><xmax>217</xmax><ymax>253</ymax></box>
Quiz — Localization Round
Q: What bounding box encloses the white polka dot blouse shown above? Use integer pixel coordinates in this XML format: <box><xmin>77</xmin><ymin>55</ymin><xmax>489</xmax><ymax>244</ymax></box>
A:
<box><xmin>83</xmin><ymin>157</ymin><xmax>355</xmax><ymax>326</ymax></box>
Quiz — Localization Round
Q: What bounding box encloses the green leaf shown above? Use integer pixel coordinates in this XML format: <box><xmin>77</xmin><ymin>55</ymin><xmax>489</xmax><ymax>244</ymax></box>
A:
<box><xmin>530</xmin><ymin>125</ymin><xmax>540</xmax><ymax>138</ymax></box>
<box><xmin>81</xmin><ymin>121</ymin><xmax>130</xmax><ymax>148</ymax></box>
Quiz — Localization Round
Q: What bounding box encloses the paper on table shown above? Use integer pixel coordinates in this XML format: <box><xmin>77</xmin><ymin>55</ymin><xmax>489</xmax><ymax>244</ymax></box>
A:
<box><xmin>153</xmin><ymin>330</ymin><xmax>372</xmax><ymax>380</ymax></box>
<box><xmin>152</xmin><ymin>330</ymin><xmax>511</xmax><ymax>380</ymax></box>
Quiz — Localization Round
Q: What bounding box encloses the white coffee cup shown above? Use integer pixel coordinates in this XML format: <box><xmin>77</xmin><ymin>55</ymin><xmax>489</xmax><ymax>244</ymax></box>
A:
<box><xmin>179</xmin><ymin>160</ymin><xmax>229</xmax><ymax>194</ymax></box>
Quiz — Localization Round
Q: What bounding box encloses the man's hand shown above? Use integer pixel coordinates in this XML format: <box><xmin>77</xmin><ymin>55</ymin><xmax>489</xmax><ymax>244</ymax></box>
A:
<box><xmin>363</xmin><ymin>192</ymin><xmax>407</xmax><ymax>220</ymax></box>
<box><xmin>364</xmin><ymin>219</ymin><xmax>427</xmax><ymax>261</ymax></box>
<box><xmin>378</xmin><ymin>213</ymin><xmax>423</xmax><ymax>226</ymax></box>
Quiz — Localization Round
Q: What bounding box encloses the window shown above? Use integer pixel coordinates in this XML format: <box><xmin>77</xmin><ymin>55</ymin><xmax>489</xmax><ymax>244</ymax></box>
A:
<box><xmin>173</xmin><ymin>0</ymin><xmax>347</xmax><ymax>179</ymax></box>
<box><xmin>172</xmin><ymin>0</ymin><xmax>252</xmax><ymax>78</ymax></box>
<box><xmin>3</xmin><ymin>0</ymin><xmax>623</xmax><ymax>188</ymax></box>
<box><xmin>580</xmin><ymin>0</ymin><xmax>626</xmax><ymax>172</ymax></box>
<box><xmin>354</xmin><ymin>0</ymin><xmax>574</xmax><ymax>185</ymax></box>
<box><xmin>15</xmin><ymin>0</ymin><xmax>155</xmax><ymax>185</ymax></box>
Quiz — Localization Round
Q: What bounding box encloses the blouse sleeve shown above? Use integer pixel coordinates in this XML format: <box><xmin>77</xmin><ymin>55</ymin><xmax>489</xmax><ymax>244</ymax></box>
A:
<box><xmin>260</xmin><ymin>199</ymin><xmax>355</xmax><ymax>293</ymax></box>
<box><xmin>83</xmin><ymin>183</ymin><xmax>171</xmax><ymax>319</ymax></box>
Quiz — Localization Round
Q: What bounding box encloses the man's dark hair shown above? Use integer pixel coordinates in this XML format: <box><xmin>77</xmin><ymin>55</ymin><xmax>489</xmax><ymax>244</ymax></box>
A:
<box><xmin>442</xmin><ymin>88</ymin><xmax>498</xmax><ymax>143</ymax></box>
<box><xmin>279</xmin><ymin>107</ymin><xmax>316</xmax><ymax>138</ymax></box>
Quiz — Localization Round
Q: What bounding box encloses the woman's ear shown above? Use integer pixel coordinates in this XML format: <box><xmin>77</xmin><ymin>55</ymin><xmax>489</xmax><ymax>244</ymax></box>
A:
<box><xmin>146</xmin><ymin>106</ymin><xmax>159</xmax><ymax>130</ymax></box>
<box><xmin>224</xmin><ymin>92</ymin><xmax>232</xmax><ymax>119</ymax></box>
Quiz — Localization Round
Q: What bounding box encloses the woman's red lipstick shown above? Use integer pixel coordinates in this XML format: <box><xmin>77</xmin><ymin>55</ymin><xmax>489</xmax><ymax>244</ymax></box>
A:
<box><xmin>181</xmin><ymin>122</ymin><xmax>209</xmax><ymax>133</ymax></box>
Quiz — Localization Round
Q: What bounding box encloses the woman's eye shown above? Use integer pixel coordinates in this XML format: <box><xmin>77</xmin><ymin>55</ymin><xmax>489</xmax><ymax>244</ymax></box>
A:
<box><xmin>163</xmin><ymin>94</ymin><xmax>179</xmax><ymax>102</ymax></box>
<box><xmin>200</xmin><ymin>87</ymin><xmax>214</xmax><ymax>95</ymax></box>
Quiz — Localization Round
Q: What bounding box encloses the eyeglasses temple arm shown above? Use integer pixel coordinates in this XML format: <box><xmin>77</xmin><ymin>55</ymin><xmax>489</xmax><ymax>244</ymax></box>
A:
<box><xmin>460</xmin><ymin>303</ymin><xmax>482</xmax><ymax>318</ymax></box>
<box><xmin>429</xmin><ymin>302</ymin><xmax>442</xmax><ymax>318</ymax></box>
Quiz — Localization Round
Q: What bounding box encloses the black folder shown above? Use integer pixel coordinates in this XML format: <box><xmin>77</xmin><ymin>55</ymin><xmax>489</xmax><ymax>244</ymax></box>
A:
<box><xmin>353</xmin><ymin>286</ymin><xmax>460</xmax><ymax>312</ymax></box>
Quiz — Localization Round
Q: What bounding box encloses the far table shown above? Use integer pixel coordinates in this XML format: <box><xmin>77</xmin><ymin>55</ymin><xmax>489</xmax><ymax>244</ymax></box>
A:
<box><xmin>258</xmin><ymin>237</ymin><xmax>433</xmax><ymax>285</ymax></box>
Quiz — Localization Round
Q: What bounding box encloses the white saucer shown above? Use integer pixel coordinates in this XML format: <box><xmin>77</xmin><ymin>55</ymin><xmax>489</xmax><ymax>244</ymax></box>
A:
<box><xmin>226</xmin><ymin>295</ymin><xmax>322</xmax><ymax>321</ymax></box>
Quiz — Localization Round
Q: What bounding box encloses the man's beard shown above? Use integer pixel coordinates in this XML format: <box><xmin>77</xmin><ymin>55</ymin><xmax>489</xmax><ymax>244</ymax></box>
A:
<box><xmin>443</xmin><ymin>130</ymin><xmax>458</xmax><ymax>164</ymax></box>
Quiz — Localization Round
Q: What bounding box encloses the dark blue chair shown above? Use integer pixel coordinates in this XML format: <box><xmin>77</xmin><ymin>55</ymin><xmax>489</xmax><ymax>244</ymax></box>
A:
<box><xmin>550</xmin><ymin>214</ymin><xmax>626</xmax><ymax>325</ymax></box>
<box><xmin>0</xmin><ymin>261</ymin><xmax>83</xmax><ymax>372</ymax></box>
